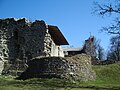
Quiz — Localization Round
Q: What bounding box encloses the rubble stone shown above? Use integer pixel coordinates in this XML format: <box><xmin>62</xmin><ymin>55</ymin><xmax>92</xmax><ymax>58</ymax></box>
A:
<box><xmin>0</xmin><ymin>18</ymin><xmax>66</xmax><ymax>75</ymax></box>
<box><xmin>18</xmin><ymin>54</ymin><xmax>96</xmax><ymax>81</ymax></box>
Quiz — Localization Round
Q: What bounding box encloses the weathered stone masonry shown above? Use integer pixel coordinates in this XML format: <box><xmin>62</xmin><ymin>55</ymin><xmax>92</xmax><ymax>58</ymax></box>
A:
<box><xmin>18</xmin><ymin>54</ymin><xmax>96</xmax><ymax>81</ymax></box>
<box><xmin>0</xmin><ymin>18</ymin><xmax>96</xmax><ymax>81</ymax></box>
<box><xmin>0</xmin><ymin>18</ymin><xmax>68</xmax><ymax>75</ymax></box>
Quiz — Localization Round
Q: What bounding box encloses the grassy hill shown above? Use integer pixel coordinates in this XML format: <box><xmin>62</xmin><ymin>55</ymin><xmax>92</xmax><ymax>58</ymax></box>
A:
<box><xmin>93</xmin><ymin>61</ymin><xmax>120</xmax><ymax>84</ymax></box>
<box><xmin>0</xmin><ymin>61</ymin><xmax>120</xmax><ymax>90</ymax></box>
<box><xmin>82</xmin><ymin>61</ymin><xmax>120</xmax><ymax>89</ymax></box>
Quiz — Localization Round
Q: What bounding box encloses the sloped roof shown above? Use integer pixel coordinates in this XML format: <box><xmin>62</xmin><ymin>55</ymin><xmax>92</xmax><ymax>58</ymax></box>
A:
<box><xmin>48</xmin><ymin>25</ymin><xmax>69</xmax><ymax>45</ymax></box>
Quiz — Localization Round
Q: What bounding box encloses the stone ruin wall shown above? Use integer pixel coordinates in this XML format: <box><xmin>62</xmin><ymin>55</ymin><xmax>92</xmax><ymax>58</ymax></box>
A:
<box><xmin>0</xmin><ymin>18</ymin><xmax>64</xmax><ymax>75</ymax></box>
<box><xmin>44</xmin><ymin>25</ymin><xmax>64</xmax><ymax>57</ymax></box>
<box><xmin>83</xmin><ymin>37</ymin><xmax>97</xmax><ymax>58</ymax></box>
<box><xmin>0</xmin><ymin>18</ymin><xmax>48</xmax><ymax>61</ymax></box>
<box><xmin>0</xmin><ymin>18</ymin><xmax>96</xmax><ymax>81</ymax></box>
<box><xmin>18</xmin><ymin>54</ymin><xmax>96</xmax><ymax>81</ymax></box>
<box><xmin>0</xmin><ymin>18</ymin><xmax>48</xmax><ymax>74</ymax></box>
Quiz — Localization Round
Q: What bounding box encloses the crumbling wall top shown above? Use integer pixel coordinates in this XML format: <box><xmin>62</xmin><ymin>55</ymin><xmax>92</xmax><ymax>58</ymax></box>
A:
<box><xmin>0</xmin><ymin>18</ymin><xmax>46</xmax><ymax>27</ymax></box>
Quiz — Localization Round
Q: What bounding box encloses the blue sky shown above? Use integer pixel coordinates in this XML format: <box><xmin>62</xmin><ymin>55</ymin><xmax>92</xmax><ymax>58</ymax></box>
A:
<box><xmin>0</xmin><ymin>0</ymin><xmax>115</xmax><ymax>50</ymax></box>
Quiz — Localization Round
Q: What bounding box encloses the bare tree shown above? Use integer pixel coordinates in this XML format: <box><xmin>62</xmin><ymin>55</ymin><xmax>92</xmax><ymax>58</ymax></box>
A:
<box><xmin>94</xmin><ymin>39</ymin><xmax>105</xmax><ymax>60</ymax></box>
<box><xmin>107</xmin><ymin>35</ymin><xmax>120</xmax><ymax>61</ymax></box>
<box><xmin>97</xmin><ymin>45</ymin><xmax>105</xmax><ymax>60</ymax></box>
<box><xmin>93</xmin><ymin>0</ymin><xmax>120</xmax><ymax>35</ymax></box>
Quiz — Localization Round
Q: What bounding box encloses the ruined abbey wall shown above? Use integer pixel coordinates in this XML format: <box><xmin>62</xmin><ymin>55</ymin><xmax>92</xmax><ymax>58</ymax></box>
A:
<box><xmin>18</xmin><ymin>54</ymin><xmax>96</xmax><ymax>81</ymax></box>
<box><xmin>0</xmin><ymin>18</ymin><xmax>64</xmax><ymax>75</ymax></box>
<box><xmin>0</xmin><ymin>18</ymin><xmax>47</xmax><ymax>63</ymax></box>
<box><xmin>0</xmin><ymin>18</ymin><xmax>96</xmax><ymax>81</ymax></box>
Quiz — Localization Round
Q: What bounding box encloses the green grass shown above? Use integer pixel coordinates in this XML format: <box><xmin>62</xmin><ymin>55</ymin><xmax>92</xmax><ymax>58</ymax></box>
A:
<box><xmin>93</xmin><ymin>61</ymin><xmax>120</xmax><ymax>84</ymax></box>
<box><xmin>0</xmin><ymin>77</ymin><xmax>94</xmax><ymax>90</ymax></box>
<box><xmin>0</xmin><ymin>61</ymin><xmax>120</xmax><ymax>90</ymax></box>
<box><xmin>81</xmin><ymin>61</ymin><xmax>120</xmax><ymax>89</ymax></box>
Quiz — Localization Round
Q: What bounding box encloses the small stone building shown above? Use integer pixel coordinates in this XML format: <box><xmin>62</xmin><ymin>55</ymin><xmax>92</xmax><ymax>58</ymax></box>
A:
<box><xmin>0</xmin><ymin>18</ymin><xmax>69</xmax><ymax>74</ymax></box>
<box><xmin>63</xmin><ymin>36</ymin><xmax>96</xmax><ymax>57</ymax></box>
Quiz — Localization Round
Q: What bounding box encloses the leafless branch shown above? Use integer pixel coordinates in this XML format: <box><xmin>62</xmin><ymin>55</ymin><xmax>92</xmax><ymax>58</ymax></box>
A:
<box><xmin>93</xmin><ymin>2</ymin><xmax>120</xmax><ymax>16</ymax></box>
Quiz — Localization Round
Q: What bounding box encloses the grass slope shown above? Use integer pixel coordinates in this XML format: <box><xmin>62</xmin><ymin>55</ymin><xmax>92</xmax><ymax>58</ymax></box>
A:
<box><xmin>0</xmin><ymin>61</ymin><xmax>120</xmax><ymax>90</ymax></box>
<box><xmin>94</xmin><ymin>61</ymin><xmax>120</xmax><ymax>84</ymax></box>
<box><xmin>81</xmin><ymin>61</ymin><xmax>120</xmax><ymax>89</ymax></box>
